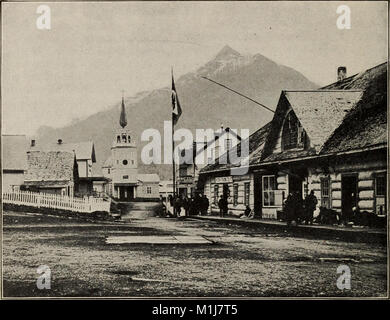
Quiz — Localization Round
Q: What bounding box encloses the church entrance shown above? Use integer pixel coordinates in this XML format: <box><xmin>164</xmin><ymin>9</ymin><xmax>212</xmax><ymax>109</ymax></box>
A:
<box><xmin>119</xmin><ymin>186</ymin><xmax>134</xmax><ymax>201</ymax></box>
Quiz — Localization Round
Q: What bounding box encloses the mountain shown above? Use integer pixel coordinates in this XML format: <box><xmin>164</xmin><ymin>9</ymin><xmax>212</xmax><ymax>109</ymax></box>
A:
<box><xmin>33</xmin><ymin>46</ymin><xmax>318</xmax><ymax>179</ymax></box>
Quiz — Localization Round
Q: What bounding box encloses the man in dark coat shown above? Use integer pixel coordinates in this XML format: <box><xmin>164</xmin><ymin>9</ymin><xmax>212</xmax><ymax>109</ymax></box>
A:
<box><xmin>174</xmin><ymin>196</ymin><xmax>182</xmax><ymax>217</ymax></box>
<box><xmin>218</xmin><ymin>195</ymin><xmax>225</xmax><ymax>217</ymax></box>
<box><xmin>201</xmin><ymin>194</ymin><xmax>209</xmax><ymax>215</ymax></box>
<box><xmin>284</xmin><ymin>192</ymin><xmax>294</xmax><ymax>226</ymax></box>
<box><xmin>304</xmin><ymin>190</ymin><xmax>318</xmax><ymax>225</ymax></box>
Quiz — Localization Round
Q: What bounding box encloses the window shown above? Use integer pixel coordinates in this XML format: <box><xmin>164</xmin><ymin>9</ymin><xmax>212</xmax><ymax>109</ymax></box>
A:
<box><xmin>233</xmin><ymin>184</ymin><xmax>239</xmax><ymax>206</ymax></box>
<box><xmin>375</xmin><ymin>174</ymin><xmax>387</xmax><ymax>215</ymax></box>
<box><xmin>244</xmin><ymin>182</ymin><xmax>250</xmax><ymax>206</ymax></box>
<box><xmin>107</xmin><ymin>168</ymin><xmax>110</xmax><ymax>174</ymax></box>
<box><xmin>117</xmin><ymin>135</ymin><xmax>121</xmax><ymax>143</ymax></box>
<box><xmin>128</xmin><ymin>135</ymin><xmax>131</xmax><ymax>143</ymax></box>
<box><xmin>147</xmin><ymin>186</ymin><xmax>152</xmax><ymax>194</ymax></box>
<box><xmin>263</xmin><ymin>176</ymin><xmax>276</xmax><ymax>207</ymax></box>
<box><xmin>123</xmin><ymin>159</ymin><xmax>128</xmax><ymax>165</ymax></box>
<box><xmin>320</xmin><ymin>177</ymin><xmax>331</xmax><ymax>209</ymax></box>
<box><xmin>282</xmin><ymin>111</ymin><xmax>305</xmax><ymax>150</ymax></box>
<box><xmin>214</xmin><ymin>185</ymin><xmax>219</xmax><ymax>205</ymax></box>
<box><xmin>123</xmin><ymin>175</ymin><xmax>128</xmax><ymax>179</ymax></box>
<box><xmin>131</xmin><ymin>160</ymin><xmax>134</xmax><ymax>165</ymax></box>
<box><xmin>122</xmin><ymin>134</ymin><xmax>127</xmax><ymax>143</ymax></box>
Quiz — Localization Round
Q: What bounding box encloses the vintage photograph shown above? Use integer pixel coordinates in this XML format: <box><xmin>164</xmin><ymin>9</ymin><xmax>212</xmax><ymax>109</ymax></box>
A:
<box><xmin>1</xmin><ymin>1</ymin><xmax>388</xmax><ymax>299</ymax></box>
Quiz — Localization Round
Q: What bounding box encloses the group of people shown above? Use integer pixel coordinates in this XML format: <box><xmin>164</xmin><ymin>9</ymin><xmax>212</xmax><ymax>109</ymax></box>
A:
<box><xmin>164</xmin><ymin>193</ymin><xmax>210</xmax><ymax>217</ymax></box>
<box><xmin>284</xmin><ymin>190</ymin><xmax>318</xmax><ymax>226</ymax></box>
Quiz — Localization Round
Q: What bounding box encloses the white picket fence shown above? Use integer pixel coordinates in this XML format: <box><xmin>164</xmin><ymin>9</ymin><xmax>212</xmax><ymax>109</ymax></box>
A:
<box><xmin>2</xmin><ymin>191</ymin><xmax>111</xmax><ymax>213</ymax></box>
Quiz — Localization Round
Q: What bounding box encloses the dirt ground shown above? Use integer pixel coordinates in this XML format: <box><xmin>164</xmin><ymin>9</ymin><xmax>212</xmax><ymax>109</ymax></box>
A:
<box><xmin>2</xmin><ymin>209</ymin><xmax>388</xmax><ymax>297</ymax></box>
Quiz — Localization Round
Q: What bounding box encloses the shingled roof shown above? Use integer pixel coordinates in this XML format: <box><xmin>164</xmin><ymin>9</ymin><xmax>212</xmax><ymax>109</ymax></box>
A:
<box><xmin>2</xmin><ymin>135</ymin><xmax>28</xmax><ymax>171</ymax></box>
<box><xmin>24</xmin><ymin>151</ymin><xmax>77</xmax><ymax>184</ymax></box>
<box><xmin>31</xmin><ymin>141</ymin><xmax>96</xmax><ymax>162</ymax></box>
<box><xmin>283</xmin><ymin>90</ymin><xmax>363</xmax><ymax>151</ymax></box>
<box><xmin>320</xmin><ymin>62</ymin><xmax>387</xmax><ymax>153</ymax></box>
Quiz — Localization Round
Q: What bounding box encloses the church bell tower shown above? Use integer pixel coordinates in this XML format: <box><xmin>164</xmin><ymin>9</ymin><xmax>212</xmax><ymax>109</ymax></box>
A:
<box><xmin>109</xmin><ymin>94</ymin><xmax>138</xmax><ymax>200</ymax></box>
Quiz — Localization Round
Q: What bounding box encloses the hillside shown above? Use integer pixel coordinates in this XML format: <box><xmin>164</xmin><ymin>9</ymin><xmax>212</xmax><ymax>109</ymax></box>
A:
<box><xmin>34</xmin><ymin>46</ymin><xmax>318</xmax><ymax>179</ymax></box>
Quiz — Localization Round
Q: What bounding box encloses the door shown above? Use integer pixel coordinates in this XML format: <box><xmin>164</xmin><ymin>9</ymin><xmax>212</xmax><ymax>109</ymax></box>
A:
<box><xmin>119</xmin><ymin>186</ymin><xmax>134</xmax><ymax>201</ymax></box>
<box><xmin>289</xmin><ymin>173</ymin><xmax>303</xmax><ymax>199</ymax></box>
<box><xmin>253</xmin><ymin>173</ymin><xmax>262</xmax><ymax>217</ymax></box>
<box><xmin>342</xmin><ymin>175</ymin><xmax>358</xmax><ymax>219</ymax></box>
<box><xmin>223</xmin><ymin>184</ymin><xmax>229</xmax><ymax>199</ymax></box>
<box><xmin>119</xmin><ymin>186</ymin><xmax>126</xmax><ymax>200</ymax></box>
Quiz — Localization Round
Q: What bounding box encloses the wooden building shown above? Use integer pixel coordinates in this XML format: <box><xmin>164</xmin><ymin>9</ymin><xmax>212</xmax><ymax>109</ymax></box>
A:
<box><xmin>29</xmin><ymin>139</ymin><xmax>97</xmax><ymax>196</ymax></box>
<box><xmin>178</xmin><ymin>126</ymin><xmax>241</xmax><ymax>197</ymax></box>
<box><xmin>23</xmin><ymin>150</ymin><xmax>79</xmax><ymax>196</ymax></box>
<box><xmin>102</xmin><ymin>96</ymin><xmax>160</xmax><ymax>201</ymax></box>
<box><xmin>2</xmin><ymin>135</ymin><xmax>28</xmax><ymax>192</ymax></box>
<box><xmin>199</xmin><ymin>62</ymin><xmax>387</xmax><ymax>219</ymax></box>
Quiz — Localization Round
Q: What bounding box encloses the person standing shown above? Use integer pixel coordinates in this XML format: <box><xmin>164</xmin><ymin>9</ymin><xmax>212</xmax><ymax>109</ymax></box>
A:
<box><xmin>201</xmin><ymin>194</ymin><xmax>209</xmax><ymax>215</ymax></box>
<box><xmin>218</xmin><ymin>195</ymin><xmax>225</xmax><ymax>217</ymax></box>
<box><xmin>304</xmin><ymin>190</ymin><xmax>318</xmax><ymax>225</ymax></box>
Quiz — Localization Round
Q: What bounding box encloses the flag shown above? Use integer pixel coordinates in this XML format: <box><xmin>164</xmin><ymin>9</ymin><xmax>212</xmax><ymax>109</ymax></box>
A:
<box><xmin>119</xmin><ymin>96</ymin><xmax>127</xmax><ymax>128</ymax></box>
<box><xmin>172</xmin><ymin>73</ymin><xmax>182</xmax><ymax>125</ymax></box>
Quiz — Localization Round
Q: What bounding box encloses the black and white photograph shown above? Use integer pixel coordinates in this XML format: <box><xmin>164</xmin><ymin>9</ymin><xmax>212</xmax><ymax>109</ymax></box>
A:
<box><xmin>1</xmin><ymin>0</ymin><xmax>388</xmax><ymax>302</ymax></box>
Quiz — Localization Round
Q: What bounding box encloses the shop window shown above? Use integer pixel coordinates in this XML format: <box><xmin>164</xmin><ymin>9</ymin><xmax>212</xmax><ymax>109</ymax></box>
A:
<box><xmin>233</xmin><ymin>184</ymin><xmax>239</xmax><ymax>206</ymax></box>
<box><xmin>214</xmin><ymin>184</ymin><xmax>219</xmax><ymax>205</ymax></box>
<box><xmin>244</xmin><ymin>182</ymin><xmax>250</xmax><ymax>207</ymax></box>
<box><xmin>263</xmin><ymin>176</ymin><xmax>276</xmax><ymax>207</ymax></box>
<box><xmin>320</xmin><ymin>177</ymin><xmax>331</xmax><ymax>209</ymax></box>
<box><xmin>375</xmin><ymin>174</ymin><xmax>387</xmax><ymax>216</ymax></box>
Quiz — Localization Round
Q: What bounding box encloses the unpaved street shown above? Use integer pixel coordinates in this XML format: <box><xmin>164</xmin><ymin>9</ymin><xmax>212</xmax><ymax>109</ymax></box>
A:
<box><xmin>2</xmin><ymin>208</ymin><xmax>387</xmax><ymax>297</ymax></box>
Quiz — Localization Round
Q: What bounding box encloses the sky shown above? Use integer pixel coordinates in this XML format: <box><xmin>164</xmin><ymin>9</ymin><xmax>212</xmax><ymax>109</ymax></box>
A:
<box><xmin>2</xmin><ymin>1</ymin><xmax>387</xmax><ymax>136</ymax></box>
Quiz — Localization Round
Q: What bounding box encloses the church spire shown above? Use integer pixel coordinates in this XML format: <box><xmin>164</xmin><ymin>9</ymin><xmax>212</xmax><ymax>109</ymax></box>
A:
<box><xmin>119</xmin><ymin>90</ymin><xmax>127</xmax><ymax>128</ymax></box>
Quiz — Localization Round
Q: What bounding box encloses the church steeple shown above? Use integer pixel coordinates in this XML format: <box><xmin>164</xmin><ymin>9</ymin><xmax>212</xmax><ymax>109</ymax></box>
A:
<box><xmin>119</xmin><ymin>91</ymin><xmax>127</xmax><ymax>128</ymax></box>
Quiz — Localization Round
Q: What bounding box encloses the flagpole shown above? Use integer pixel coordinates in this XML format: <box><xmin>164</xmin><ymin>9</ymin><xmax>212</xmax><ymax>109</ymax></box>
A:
<box><xmin>171</xmin><ymin>67</ymin><xmax>176</xmax><ymax>216</ymax></box>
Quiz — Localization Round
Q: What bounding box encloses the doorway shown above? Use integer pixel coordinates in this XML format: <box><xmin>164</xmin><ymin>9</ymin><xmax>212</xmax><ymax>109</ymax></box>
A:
<box><xmin>253</xmin><ymin>173</ymin><xmax>262</xmax><ymax>217</ymax></box>
<box><xmin>341</xmin><ymin>174</ymin><xmax>358</xmax><ymax>218</ymax></box>
<box><xmin>119</xmin><ymin>186</ymin><xmax>134</xmax><ymax>201</ymax></box>
<box><xmin>288</xmin><ymin>174</ymin><xmax>303</xmax><ymax>198</ymax></box>
<box><xmin>223</xmin><ymin>184</ymin><xmax>229</xmax><ymax>199</ymax></box>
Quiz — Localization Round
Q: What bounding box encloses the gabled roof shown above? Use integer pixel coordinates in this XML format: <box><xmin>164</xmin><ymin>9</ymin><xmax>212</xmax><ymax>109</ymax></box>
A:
<box><xmin>320</xmin><ymin>62</ymin><xmax>387</xmax><ymax>153</ymax></box>
<box><xmin>2</xmin><ymin>135</ymin><xmax>28</xmax><ymax>171</ymax></box>
<box><xmin>283</xmin><ymin>90</ymin><xmax>363</xmax><ymax>151</ymax></box>
<box><xmin>25</xmin><ymin>151</ymin><xmax>77</xmax><ymax>183</ymax></box>
<box><xmin>31</xmin><ymin>141</ymin><xmax>96</xmax><ymax>162</ymax></box>
<box><xmin>137</xmin><ymin>173</ymin><xmax>160</xmax><ymax>183</ymax></box>
<box><xmin>200</xmin><ymin>122</ymin><xmax>271</xmax><ymax>173</ymax></box>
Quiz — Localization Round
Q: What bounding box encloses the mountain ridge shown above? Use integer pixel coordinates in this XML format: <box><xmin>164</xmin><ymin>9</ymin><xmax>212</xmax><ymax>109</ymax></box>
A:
<box><xmin>34</xmin><ymin>46</ymin><xmax>319</xmax><ymax>179</ymax></box>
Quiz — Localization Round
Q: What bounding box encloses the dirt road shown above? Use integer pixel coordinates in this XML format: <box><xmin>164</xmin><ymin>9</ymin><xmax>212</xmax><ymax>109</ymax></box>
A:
<box><xmin>2</xmin><ymin>209</ymin><xmax>387</xmax><ymax>297</ymax></box>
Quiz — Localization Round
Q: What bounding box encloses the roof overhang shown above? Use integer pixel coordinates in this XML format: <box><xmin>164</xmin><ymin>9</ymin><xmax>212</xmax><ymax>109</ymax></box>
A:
<box><xmin>198</xmin><ymin>144</ymin><xmax>386</xmax><ymax>175</ymax></box>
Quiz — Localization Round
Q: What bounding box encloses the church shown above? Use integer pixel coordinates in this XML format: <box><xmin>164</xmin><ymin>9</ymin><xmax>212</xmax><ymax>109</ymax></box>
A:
<box><xmin>102</xmin><ymin>96</ymin><xmax>160</xmax><ymax>201</ymax></box>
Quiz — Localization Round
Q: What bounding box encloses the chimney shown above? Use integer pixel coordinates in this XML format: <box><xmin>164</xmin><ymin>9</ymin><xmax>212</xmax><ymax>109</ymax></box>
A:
<box><xmin>337</xmin><ymin>66</ymin><xmax>347</xmax><ymax>81</ymax></box>
<box><xmin>57</xmin><ymin>139</ymin><xmax>63</xmax><ymax>145</ymax></box>
<box><xmin>30</xmin><ymin>139</ymin><xmax>36</xmax><ymax>147</ymax></box>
